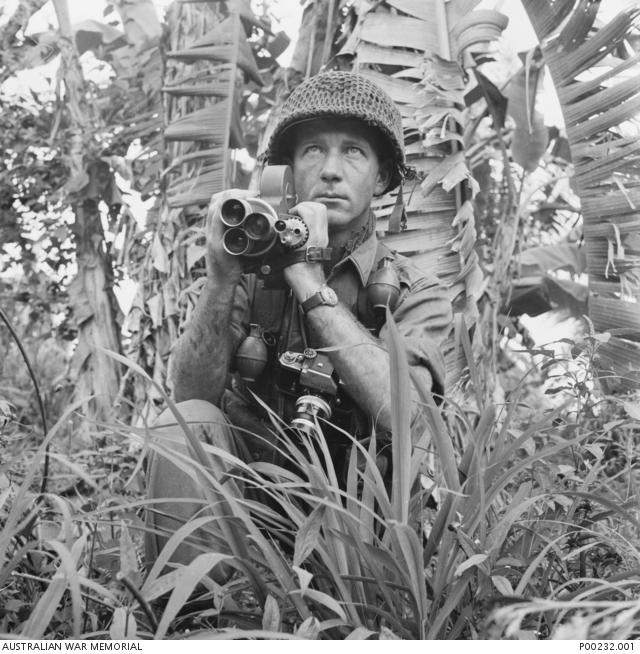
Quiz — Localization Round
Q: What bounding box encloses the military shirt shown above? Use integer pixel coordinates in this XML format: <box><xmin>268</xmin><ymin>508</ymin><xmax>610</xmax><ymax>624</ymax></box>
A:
<box><xmin>224</xmin><ymin>231</ymin><xmax>452</xmax><ymax>447</ymax></box>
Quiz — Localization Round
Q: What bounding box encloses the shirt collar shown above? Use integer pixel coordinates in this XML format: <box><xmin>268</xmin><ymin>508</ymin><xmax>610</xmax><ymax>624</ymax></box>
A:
<box><xmin>331</xmin><ymin>230</ymin><xmax>379</xmax><ymax>286</ymax></box>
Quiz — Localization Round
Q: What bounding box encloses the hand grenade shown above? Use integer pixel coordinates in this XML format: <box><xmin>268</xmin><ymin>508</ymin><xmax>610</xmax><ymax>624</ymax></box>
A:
<box><xmin>367</xmin><ymin>257</ymin><xmax>400</xmax><ymax>312</ymax></box>
<box><xmin>235</xmin><ymin>323</ymin><xmax>268</xmax><ymax>383</ymax></box>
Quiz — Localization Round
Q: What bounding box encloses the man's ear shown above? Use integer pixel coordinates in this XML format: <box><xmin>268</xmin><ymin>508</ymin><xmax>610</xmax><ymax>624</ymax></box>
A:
<box><xmin>374</xmin><ymin>160</ymin><xmax>392</xmax><ymax>196</ymax></box>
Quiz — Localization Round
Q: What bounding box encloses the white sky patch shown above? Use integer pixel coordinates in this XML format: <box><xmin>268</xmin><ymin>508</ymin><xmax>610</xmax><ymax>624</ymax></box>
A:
<box><xmin>258</xmin><ymin>0</ymin><xmax>303</xmax><ymax>66</ymax></box>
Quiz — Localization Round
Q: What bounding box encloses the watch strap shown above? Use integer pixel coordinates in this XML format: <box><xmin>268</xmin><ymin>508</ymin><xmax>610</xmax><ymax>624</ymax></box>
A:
<box><xmin>301</xmin><ymin>285</ymin><xmax>338</xmax><ymax>314</ymax></box>
<box><xmin>280</xmin><ymin>246</ymin><xmax>333</xmax><ymax>268</ymax></box>
<box><xmin>257</xmin><ymin>247</ymin><xmax>333</xmax><ymax>282</ymax></box>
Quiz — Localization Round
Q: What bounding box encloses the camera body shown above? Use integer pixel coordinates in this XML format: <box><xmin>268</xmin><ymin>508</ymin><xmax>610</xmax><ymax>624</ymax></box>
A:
<box><xmin>278</xmin><ymin>349</ymin><xmax>339</xmax><ymax>397</ymax></box>
<box><xmin>216</xmin><ymin>166</ymin><xmax>309</xmax><ymax>284</ymax></box>
<box><xmin>276</xmin><ymin>348</ymin><xmax>348</xmax><ymax>436</ymax></box>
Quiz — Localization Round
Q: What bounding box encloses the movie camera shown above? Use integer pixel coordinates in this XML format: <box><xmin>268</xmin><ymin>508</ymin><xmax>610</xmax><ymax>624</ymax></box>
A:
<box><xmin>217</xmin><ymin>166</ymin><xmax>316</xmax><ymax>283</ymax></box>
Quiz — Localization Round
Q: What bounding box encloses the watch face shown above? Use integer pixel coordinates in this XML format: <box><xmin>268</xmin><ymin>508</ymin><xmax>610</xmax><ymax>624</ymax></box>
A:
<box><xmin>321</xmin><ymin>286</ymin><xmax>338</xmax><ymax>305</ymax></box>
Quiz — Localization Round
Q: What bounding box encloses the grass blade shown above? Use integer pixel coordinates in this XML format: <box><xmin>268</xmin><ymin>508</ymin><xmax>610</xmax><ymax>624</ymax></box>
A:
<box><xmin>383</xmin><ymin>307</ymin><xmax>412</xmax><ymax>524</ymax></box>
<box><xmin>154</xmin><ymin>552</ymin><xmax>231</xmax><ymax>639</ymax></box>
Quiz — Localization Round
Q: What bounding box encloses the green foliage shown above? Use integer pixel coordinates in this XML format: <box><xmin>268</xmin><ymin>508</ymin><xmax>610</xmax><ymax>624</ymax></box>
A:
<box><xmin>2</xmin><ymin>0</ymin><xmax>640</xmax><ymax>642</ymax></box>
<box><xmin>0</xmin><ymin>97</ymin><xmax>71</xmax><ymax>277</ymax></box>
<box><xmin>0</xmin><ymin>273</ymin><xmax>73</xmax><ymax>431</ymax></box>
<box><xmin>520</xmin><ymin>0</ymin><xmax>640</xmax><ymax>390</ymax></box>
<box><xmin>2</xmin><ymin>315</ymin><xmax>639</xmax><ymax>639</ymax></box>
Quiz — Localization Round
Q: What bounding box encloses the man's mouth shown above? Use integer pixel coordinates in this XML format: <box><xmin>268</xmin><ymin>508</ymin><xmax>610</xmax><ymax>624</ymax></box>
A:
<box><xmin>315</xmin><ymin>194</ymin><xmax>346</xmax><ymax>201</ymax></box>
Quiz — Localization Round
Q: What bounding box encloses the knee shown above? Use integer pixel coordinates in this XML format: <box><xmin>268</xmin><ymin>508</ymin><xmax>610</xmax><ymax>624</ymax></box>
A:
<box><xmin>149</xmin><ymin>399</ymin><xmax>233</xmax><ymax>452</ymax></box>
<box><xmin>154</xmin><ymin>399</ymin><xmax>225</xmax><ymax>429</ymax></box>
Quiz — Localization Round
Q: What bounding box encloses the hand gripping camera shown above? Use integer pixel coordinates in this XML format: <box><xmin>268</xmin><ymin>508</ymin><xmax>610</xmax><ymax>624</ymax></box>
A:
<box><xmin>217</xmin><ymin>166</ymin><xmax>321</xmax><ymax>285</ymax></box>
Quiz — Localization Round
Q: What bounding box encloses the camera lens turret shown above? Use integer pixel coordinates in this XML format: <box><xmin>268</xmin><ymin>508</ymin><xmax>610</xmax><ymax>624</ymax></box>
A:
<box><xmin>220</xmin><ymin>198</ymin><xmax>250</xmax><ymax>226</ymax></box>
<box><xmin>222</xmin><ymin>227</ymin><xmax>250</xmax><ymax>255</ymax></box>
<box><xmin>245</xmin><ymin>212</ymin><xmax>272</xmax><ymax>240</ymax></box>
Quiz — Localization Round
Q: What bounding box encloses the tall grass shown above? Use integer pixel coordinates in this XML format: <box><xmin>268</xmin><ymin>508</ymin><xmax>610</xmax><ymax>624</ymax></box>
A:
<box><xmin>1</xmin><ymin>322</ymin><xmax>639</xmax><ymax>638</ymax></box>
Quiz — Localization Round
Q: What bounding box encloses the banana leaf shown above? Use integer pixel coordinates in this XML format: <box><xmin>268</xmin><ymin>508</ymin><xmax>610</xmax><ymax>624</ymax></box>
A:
<box><xmin>359</xmin><ymin>13</ymin><xmax>439</xmax><ymax>51</ymax></box>
<box><xmin>505</xmin><ymin>53</ymin><xmax>548</xmax><ymax>172</ymax></box>
<box><xmin>521</xmin><ymin>0</ymin><xmax>640</xmax><ymax>387</ymax></box>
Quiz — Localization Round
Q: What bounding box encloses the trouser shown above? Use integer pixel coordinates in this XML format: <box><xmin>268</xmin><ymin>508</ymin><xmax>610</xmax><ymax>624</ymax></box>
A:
<box><xmin>144</xmin><ymin>398</ymin><xmax>390</xmax><ymax>572</ymax></box>
<box><xmin>144</xmin><ymin>399</ymin><xmax>242</xmax><ymax>573</ymax></box>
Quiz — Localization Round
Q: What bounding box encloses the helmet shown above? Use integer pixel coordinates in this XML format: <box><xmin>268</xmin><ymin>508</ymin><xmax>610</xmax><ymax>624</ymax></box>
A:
<box><xmin>265</xmin><ymin>71</ymin><xmax>405</xmax><ymax>194</ymax></box>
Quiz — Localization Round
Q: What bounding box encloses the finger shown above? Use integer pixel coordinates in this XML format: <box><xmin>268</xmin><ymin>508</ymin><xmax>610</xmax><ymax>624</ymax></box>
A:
<box><xmin>289</xmin><ymin>201</ymin><xmax>326</xmax><ymax>221</ymax></box>
<box><xmin>205</xmin><ymin>199</ymin><xmax>217</xmax><ymax>235</ymax></box>
<box><xmin>206</xmin><ymin>195</ymin><xmax>226</xmax><ymax>235</ymax></box>
<box><xmin>287</xmin><ymin>203</ymin><xmax>310</xmax><ymax>218</ymax></box>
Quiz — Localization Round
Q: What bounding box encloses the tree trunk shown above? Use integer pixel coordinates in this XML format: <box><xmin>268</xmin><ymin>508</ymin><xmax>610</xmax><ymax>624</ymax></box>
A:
<box><xmin>52</xmin><ymin>0</ymin><xmax>122</xmax><ymax>423</ymax></box>
<box><xmin>289</xmin><ymin>0</ymin><xmax>339</xmax><ymax>78</ymax></box>
<box><xmin>68</xmin><ymin>196</ymin><xmax>122</xmax><ymax>421</ymax></box>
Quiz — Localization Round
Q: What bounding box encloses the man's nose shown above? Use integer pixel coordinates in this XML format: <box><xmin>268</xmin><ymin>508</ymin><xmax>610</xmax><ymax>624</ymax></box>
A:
<box><xmin>320</xmin><ymin>150</ymin><xmax>343</xmax><ymax>182</ymax></box>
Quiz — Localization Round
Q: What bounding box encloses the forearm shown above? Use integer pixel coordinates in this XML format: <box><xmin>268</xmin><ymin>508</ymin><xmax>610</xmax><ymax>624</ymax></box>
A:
<box><xmin>286</xmin><ymin>263</ymin><xmax>420</xmax><ymax>431</ymax></box>
<box><xmin>171</xmin><ymin>277</ymin><xmax>239</xmax><ymax>404</ymax></box>
<box><xmin>306</xmin><ymin>303</ymin><xmax>396</xmax><ymax>430</ymax></box>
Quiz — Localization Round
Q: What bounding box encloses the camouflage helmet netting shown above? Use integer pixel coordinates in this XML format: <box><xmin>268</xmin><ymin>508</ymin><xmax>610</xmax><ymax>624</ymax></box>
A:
<box><xmin>265</xmin><ymin>71</ymin><xmax>405</xmax><ymax>193</ymax></box>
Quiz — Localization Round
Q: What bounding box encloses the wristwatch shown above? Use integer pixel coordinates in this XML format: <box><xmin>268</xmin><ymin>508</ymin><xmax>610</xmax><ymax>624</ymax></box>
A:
<box><xmin>301</xmin><ymin>284</ymin><xmax>339</xmax><ymax>314</ymax></box>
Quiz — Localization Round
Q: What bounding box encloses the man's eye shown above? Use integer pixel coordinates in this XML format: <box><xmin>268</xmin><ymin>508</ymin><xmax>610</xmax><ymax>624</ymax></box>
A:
<box><xmin>347</xmin><ymin>146</ymin><xmax>364</xmax><ymax>155</ymax></box>
<box><xmin>304</xmin><ymin>144</ymin><xmax>321</xmax><ymax>154</ymax></box>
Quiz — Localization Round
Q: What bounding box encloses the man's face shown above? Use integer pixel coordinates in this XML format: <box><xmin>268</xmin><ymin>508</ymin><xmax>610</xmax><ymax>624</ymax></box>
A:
<box><xmin>289</xmin><ymin>117</ymin><xmax>390</xmax><ymax>233</ymax></box>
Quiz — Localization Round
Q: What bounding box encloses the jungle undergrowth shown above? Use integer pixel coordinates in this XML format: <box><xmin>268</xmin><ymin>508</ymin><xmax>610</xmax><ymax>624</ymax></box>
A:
<box><xmin>0</xmin><ymin>326</ymin><xmax>639</xmax><ymax>640</ymax></box>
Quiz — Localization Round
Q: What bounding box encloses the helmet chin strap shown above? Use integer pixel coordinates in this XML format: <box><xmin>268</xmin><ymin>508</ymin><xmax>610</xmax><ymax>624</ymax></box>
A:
<box><xmin>387</xmin><ymin>183</ymin><xmax>406</xmax><ymax>234</ymax></box>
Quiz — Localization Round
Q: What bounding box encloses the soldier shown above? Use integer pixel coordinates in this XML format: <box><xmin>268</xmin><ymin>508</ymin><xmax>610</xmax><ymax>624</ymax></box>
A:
<box><xmin>146</xmin><ymin>71</ymin><xmax>452</xmax><ymax>565</ymax></box>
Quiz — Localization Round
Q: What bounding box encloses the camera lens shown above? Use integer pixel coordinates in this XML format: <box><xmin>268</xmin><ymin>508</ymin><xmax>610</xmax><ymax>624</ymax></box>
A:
<box><xmin>291</xmin><ymin>395</ymin><xmax>332</xmax><ymax>436</ymax></box>
<box><xmin>222</xmin><ymin>228</ymin><xmax>250</xmax><ymax>255</ymax></box>
<box><xmin>220</xmin><ymin>199</ymin><xmax>248</xmax><ymax>226</ymax></box>
<box><xmin>245</xmin><ymin>212</ymin><xmax>271</xmax><ymax>240</ymax></box>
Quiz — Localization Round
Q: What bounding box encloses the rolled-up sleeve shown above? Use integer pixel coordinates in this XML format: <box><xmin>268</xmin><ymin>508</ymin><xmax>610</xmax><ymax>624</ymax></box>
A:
<box><xmin>379</xmin><ymin>261</ymin><xmax>452</xmax><ymax>400</ymax></box>
<box><xmin>228</xmin><ymin>274</ymin><xmax>251</xmax><ymax>363</ymax></box>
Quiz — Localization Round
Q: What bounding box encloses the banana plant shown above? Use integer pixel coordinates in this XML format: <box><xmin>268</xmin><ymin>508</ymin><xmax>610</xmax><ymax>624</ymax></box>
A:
<box><xmin>521</xmin><ymin>0</ymin><xmax>640</xmax><ymax>391</ymax></box>
<box><xmin>123</xmin><ymin>0</ymin><xmax>272</xmax><ymax>417</ymax></box>
<box><xmin>32</xmin><ymin>0</ymin><xmax>137</xmax><ymax>426</ymax></box>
